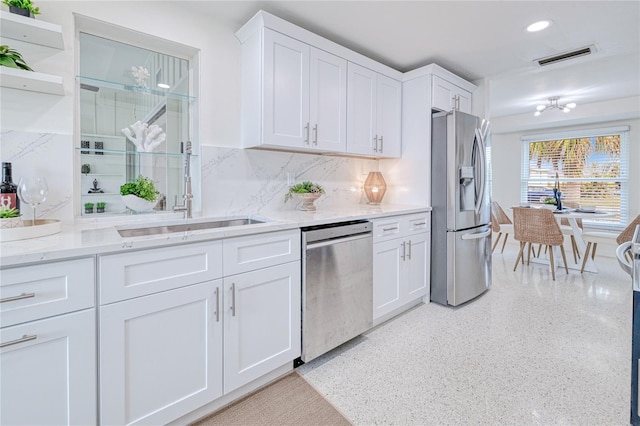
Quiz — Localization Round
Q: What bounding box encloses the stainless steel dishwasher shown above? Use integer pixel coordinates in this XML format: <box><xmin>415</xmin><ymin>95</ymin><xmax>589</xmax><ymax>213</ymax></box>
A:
<box><xmin>300</xmin><ymin>220</ymin><xmax>373</xmax><ymax>363</ymax></box>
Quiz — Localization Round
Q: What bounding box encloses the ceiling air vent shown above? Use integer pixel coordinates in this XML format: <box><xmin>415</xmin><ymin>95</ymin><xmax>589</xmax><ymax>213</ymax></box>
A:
<box><xmin>535</xmin><ymin>45</ymin><xmax>595</xmax><ymax>66</ymax></box>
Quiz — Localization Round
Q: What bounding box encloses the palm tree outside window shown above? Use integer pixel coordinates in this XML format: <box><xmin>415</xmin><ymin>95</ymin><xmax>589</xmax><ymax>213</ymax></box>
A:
<box><xmin>521</xmin><ymin>126</ymin><xmax>629</xmax><ymax>230</ymax></box>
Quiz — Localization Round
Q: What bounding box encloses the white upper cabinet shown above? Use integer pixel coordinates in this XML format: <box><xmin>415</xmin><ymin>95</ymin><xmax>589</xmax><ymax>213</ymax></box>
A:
<box><xmin>309</xmin><ymin>48</ymin><xmax>347</xmax><ymax>151</ymax></box>
<box><xmin>243</xmin><ymin>28</ymin><xmax>346</xmax><ymax>153</ymax></box>
<box><xmin>262</xmin><ymin>29</ymin><xmax>310</xmax><ymax>149</ymax></box>
<box><xmin>347</xmin><ymin>63</ymin><xmax>401</xmax><ymax>158</ymax></box>
<box><xmin>432</xmin><ymin>75</ymin><xmax>472</xmax><ymax>113</ymax></box>
<box><xmin>237</xmin><ymin>11</ymin><xmax>402</xmax><ymax>158</ymax></box>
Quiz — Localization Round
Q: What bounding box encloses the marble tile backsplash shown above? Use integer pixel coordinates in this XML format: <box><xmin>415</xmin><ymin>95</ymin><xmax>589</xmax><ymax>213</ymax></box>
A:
<box><xmin>200</xmin><ymin>146</ymin><xmax>379</xmax><ymax>216</ymax></box>
<box><xmin>0</xmin><ymin>131</ymin><xmax>379</xmax><ymax>224</ymax></box>
<box><xmin>0</xmin><ymin>130</ymin><xmax>74</xmax><ymax>223</ymax></box>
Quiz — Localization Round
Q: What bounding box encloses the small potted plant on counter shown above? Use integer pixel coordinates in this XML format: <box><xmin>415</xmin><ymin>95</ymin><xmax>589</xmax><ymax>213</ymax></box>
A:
<box><xmin>96</xmin><ymin>202</ymin><xmax>106</xmax><ymax>213</ymax></box>
<box><xmin>2</xmin><ymin>0</ymin><xmax>40</xmax><ymax>17</ymax></box>
<box><xmin>84</xmin><ymin>202</ymin><xmax>94</xmax><ymax>214</ymax></box>
<box><xmin>285</xmin><ymin>181</ymin><xmax>325</xmax><ymax>211</ymax></box>
<box><xmin>120</xmin><ymin>175</ymin><xmax>159</xmax><ymax>212</ymax></box>
<box><xmin>0</xmin><ymin>206</ymin><xmax>23</xmax><ymax>228</ymax></box>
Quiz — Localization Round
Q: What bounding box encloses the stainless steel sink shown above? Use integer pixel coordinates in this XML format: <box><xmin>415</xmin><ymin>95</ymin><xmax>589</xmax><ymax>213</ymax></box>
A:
<box><xmin>116</xmin><ymin>217</ymin><xmax>266</xmax><ymax>238</ymax></box>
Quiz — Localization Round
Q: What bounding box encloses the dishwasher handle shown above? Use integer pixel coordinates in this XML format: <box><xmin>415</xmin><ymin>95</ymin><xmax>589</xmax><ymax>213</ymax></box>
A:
<box><xmin>306</xmin><ymin>232</ymin><xmax>372</xmax><ymax>250</ymax></box>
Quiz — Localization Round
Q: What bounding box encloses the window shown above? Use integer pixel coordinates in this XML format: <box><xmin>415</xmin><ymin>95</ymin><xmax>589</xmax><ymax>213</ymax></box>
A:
<box><xmin>521</xmin><ymin>126</ymin><xmax>629</xmax><ymax>229</ymax></box>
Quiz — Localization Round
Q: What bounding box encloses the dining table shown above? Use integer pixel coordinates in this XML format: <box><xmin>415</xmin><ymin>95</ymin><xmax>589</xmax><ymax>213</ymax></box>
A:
<box><xmin>513</xmin><ymin>205</ymin><xmax>613</xmax><ymax>273</ymax></box>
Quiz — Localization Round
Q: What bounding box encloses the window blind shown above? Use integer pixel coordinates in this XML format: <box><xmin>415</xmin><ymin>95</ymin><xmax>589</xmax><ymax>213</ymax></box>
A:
<box><xmin>521</xmin><ymin>126</ymin><xmax>629</xmax><ymax>230</ymax></box>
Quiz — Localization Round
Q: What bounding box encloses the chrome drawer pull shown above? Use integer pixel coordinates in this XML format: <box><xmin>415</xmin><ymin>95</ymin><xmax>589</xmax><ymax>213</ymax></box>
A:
<box><xmin>1</xmin><ymin>334</ymin><xmax>37</xmax><ymax>348</ymax></box>
<box><xmin>379</xmin><ymin>135</ymin><xmax>383</xmax><ymax>153</ymax></box>
<box><xmin>413</xmin><ymin>222</ymin><xmax>426</xmax><ymax>226</ymax></box>
<box><xmin>373</xmin><ymin>135</ymin><xmax>378</xmax><ymax>152</ymax></box>
<box><xmin>401</xmin><ymin>241</ymin><xmax>406</xmax><ymax>261</ymax></box>
<box><xmin>215</xmin><ymin>287</ymin><xmax>220</xmax><ymax>322</ymax></box>
<box><xmin>383</xmin><ymin>227</ymin><xmax>398</xmax><ymax>232</ymax></box>
<box><xmin>0</xmin><ymin>292</ymin><xmax>36</xmax><ymax>303</ymax></box>
<box><xmin>313</xmin><ymin>124</ymin><xmax>318</xmax><ymax>145</ymax></box>
<box><xmin>231</xmin><ymin>283</ymin><xmax>236</xmax><ymax>317</ymax></box>
<box><xmin>407</xmin><ymin>240</ymin><xmax>412</xmax><ymax>260</ymax></box>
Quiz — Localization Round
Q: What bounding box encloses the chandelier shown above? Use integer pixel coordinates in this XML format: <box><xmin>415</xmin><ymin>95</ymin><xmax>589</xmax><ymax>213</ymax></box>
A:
<box><xmin>534</xmin><ymin>97</ymin><xmax>576</xmax><ymax>116</ymax></box>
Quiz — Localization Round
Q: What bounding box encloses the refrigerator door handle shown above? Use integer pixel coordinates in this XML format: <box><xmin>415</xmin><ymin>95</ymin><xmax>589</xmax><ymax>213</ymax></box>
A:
<box><xmin>474</xmin><ymin>128</ymin><xmax>487</xmax><ymax>215</ymax></box>
<box><xmin>461</xmin><ymin>228</ymin><xmax>491</xmax><ymax>240</ymax></box>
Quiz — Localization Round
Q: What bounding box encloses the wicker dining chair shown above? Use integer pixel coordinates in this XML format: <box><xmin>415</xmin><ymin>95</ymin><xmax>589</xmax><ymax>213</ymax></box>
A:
<box><xmin>512</xmin><ymin>207</ymin><xmax>569</xmax><ymax>280</ymax></box>
<box><xmin>491</xmin><ymin>201</ymin><xmax>514</xmax><ymax>253</ymax></box>
<box><xmin>580</xmin><ymin>213</ymin><xmax>640</xmax><ymax>272</ymax></box>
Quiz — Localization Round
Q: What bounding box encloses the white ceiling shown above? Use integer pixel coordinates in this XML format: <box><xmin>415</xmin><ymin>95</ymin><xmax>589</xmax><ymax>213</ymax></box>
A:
<box><xmin>192</xmin><ymin>0</ymin><xmax>640</xmax><ymax>119</ymax></box>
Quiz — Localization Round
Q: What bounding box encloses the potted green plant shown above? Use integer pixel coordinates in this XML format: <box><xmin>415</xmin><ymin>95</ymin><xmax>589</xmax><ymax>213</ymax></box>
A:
<box><xmin>2</xmin><ymin>0</ymin><xmax>40</xmax><ymax>17</ymax></box>
<box><xmin>120</xmin><ymin>175</ymin><xmax>159</xmax><ymax>211</ymax></box>
<box><xmin>285</xmin><ymin>181</ymin><xmax>325</xmax><ymax>211</ymax></box>
<box><xmin>84</xmin><ymin>202</ymin><xmax>94</xmax><ymax>214</ymax></box>
<box><xmin>0</xmin><ymin>206</ymin><xmax>23</xmax><ymax>228</ymax></box>
<box><xmin>0</xmin><ymin>45</ymin><xmax>33</xmax><ymax>71</ymax></box>
<box><xmin>96</xmin><ymin>202</ymin><xmax>106</xmax><ymax>213</ymax></box>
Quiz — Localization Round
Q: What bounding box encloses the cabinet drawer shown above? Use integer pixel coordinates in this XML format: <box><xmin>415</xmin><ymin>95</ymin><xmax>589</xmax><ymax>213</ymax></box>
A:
<box><xmin>99</xmin><ymin>241</ymin><xmax>223</xmax><ymax>305</ymax></box>
<box><xmin>373</xmin><ymin>217</ymin><xmax>403</xmax><ymax>242</ymax></box>
<box><xmin>373</xmin><ymin>213</ymin><xmax>430</xmax><ymax>243</ymax></box>
<box><xmin>223</xmin><ymin>230</ymin><xmax>300</xmax><ymax>276</ymax></box>
<box><xmin>0</xmin><ymin>257</ymin><xmax>95</xmax><ymax>328</ymax></box>
<box><xmin>406</xmin><ymin>213</ymin><xmax>430</xmax><ymax>234</ymax></box>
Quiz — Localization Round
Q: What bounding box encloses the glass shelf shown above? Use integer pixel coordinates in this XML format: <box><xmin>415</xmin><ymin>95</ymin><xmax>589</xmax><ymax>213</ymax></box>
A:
<box><xmin>76</xmin><ymin>75</ymin><xmax>195</xmax><ymax>102</ymax></box>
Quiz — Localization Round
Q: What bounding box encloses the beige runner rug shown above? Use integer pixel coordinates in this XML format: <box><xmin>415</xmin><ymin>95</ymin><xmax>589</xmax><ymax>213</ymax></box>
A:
<box><xmin>192</xmin><ymin>372</ymin><xmax>351</xmax><ymax>426</ymax></box>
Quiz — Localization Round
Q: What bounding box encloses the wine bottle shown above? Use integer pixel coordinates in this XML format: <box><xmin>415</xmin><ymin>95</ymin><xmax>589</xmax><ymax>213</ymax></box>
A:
<box><xmin>1</xmin><ymin>162</ymin><xmax>20</xmax><ymax>211</ymax></box>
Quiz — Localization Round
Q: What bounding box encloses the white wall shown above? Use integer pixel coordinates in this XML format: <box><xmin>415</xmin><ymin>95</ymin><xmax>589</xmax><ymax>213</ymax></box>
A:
<box><xmin>1</xmin><ymin>1</ymin><xmax>243</xmax><ymax>147</ymax></box>
<box><xmin>0</xmin><ymin>2</ymin><xmax>388</xmax><ymax>223</ymax></box>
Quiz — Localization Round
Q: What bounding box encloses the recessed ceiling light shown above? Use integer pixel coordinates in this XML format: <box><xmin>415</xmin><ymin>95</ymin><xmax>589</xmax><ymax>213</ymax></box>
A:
<box><xmin>527</xmin><ymin>20</ymin><xmax>552</xmax><ymax>32</ymax></box>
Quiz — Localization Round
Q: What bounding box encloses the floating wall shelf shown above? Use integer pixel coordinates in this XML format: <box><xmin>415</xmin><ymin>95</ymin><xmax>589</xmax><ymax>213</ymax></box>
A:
<box><xmin>0</xmin><ymin>10</ymin><xmax>64</xmax><ymax>49</ymax></box>
<box><xmin>0</xmin><ymin>66</ymin><xmax>64</xmax><ymax>95</ymax></box>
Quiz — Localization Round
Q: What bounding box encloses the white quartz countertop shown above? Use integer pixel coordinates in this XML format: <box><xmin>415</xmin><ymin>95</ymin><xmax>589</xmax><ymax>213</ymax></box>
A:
<box><xmin>0</xmin><ymin>204</ymin><xmax>430</xmax><ymax>268</ymax></box>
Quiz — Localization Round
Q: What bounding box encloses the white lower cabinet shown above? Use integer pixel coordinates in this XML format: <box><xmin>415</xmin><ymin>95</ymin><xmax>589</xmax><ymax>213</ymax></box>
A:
<box><xmin>99</xmin><ymin>281</ymin><xmax>223</xmax><ymax>426</ymax></box>
<box><xmin>373</xmin><ymin>213</ymin><xmax>430</xmax><ymax>322</ymax></box>
<box><xmin>223</xmin><ymin>262</ymin><xmax>301</xmax><ymax>393</ymax></box>
<box><xmin>98</xmin><ymin>230</ymin><xmax>301</xmax><ymax>425</ymax></box>
<box><xmin>0</xmin><ymin>309</ymin><xmax>97</xmax><ymax>426</ymax></box>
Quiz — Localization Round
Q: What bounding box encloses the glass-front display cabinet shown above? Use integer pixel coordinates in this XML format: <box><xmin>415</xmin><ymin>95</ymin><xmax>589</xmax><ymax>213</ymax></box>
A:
<box><xmin>76</xmin><ymin>32</ymin><xmax>198</xmax><ymax>217</ymax></box>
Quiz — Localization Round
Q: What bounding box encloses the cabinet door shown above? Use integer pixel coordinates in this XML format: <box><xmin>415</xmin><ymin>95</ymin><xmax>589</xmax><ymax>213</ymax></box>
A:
<box><xmin>346</xmin><ymin>62</ymin><xmax>377</xmax><ymax>156</ymax></box>
<box><xmin>309</xmin><ymin>48</ymin><xmax>347</xmax><ymax>152</ymax></box>
<box><xmin>373</xmin><ymin>239</ymin><xmax>403</xmax><ymax>320</ymax></box>
<box><xmin>224</xmin><ymin>262</ymin><xmax>301</xmax><ymax>393</ymax></box>
<box><xmin>376</xmin><ymin>74</ymin><xmax>402</xmax><ymax>158</ymax></box>
<box><xmin>456</xmin><ymin>89</ymin><xmax>472</xmax><ymax>113</ymax></box>
<box><xmin>0</xmin><ymin>309</ymin><xmax>96</xmax><ymax>426</ymax></box>
<box><xmin>99</xmin><ymin>281</ymin><xmax>222</xmax><ymax>426</ymax></box>
<box><xmin>432</xmin><ymin>75</ymin><xmax>472</xmax><ymax>113</ymax></box>
<box><xmin>406</xmin><ymin>232</ymin><xmax>430</xmax><ymax>300</ymax></box>
<box><xmin>263</xmin><ymin>29</ymin><xmax>310</xmax><ymax>148</ymax></box>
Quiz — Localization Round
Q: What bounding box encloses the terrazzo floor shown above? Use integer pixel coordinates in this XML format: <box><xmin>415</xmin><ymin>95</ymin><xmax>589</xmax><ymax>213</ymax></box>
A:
<box><xmin>298</xmin><ymin>248</ymin><xmax>632</xmax><ymax>425</ymax></box>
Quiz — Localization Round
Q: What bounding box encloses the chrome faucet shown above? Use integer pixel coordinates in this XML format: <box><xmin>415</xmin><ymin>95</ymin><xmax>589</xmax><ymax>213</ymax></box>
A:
<box><xmin>173</xmin><ymin>141</ymin><xmax>193</xmax><ymax>219</ymax></box>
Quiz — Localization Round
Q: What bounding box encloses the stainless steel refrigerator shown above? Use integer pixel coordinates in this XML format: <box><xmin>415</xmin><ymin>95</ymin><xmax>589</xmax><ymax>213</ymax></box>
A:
<box><xmin>431</xmin><ymin>110</ymin><xmax>491</xmax><ymax>306</ymax></box>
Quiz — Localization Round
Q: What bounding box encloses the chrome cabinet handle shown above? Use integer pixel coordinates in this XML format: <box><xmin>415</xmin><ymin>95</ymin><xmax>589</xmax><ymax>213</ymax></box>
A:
<box><xmin>383</xmin><ymin>226</ymin><xmax>398</xmax><ymax>232</ymax></box>
<box><xmin>413</xmin><ymin>222</ymin><xmax>426</xmax><ymax>227</ymax></box>
<box><xmin>407</xmin><ymin>240</ymin><xmax>412</xmax><ymax>260</ymax></box>
<box><xmin>401</xmin><ymin>241</ymin><xmax>406</xmax><ymax>261</ymax></box>
<box><xmin>0</xmin><ymin>292</ymin><xmax>35</xmax><ymax>303</ymax></box>
<box><xmin>304</xmin><ymin>123</ymin><xmax>310</xmax><ymax>144</ymax></box>
<box><xmin>312</xmin><ymin>124</ymin><xmax>318</xmax><ymax>145</ymax></box>
<box><xmin>373</xmin><ymin>135</ymin><xmax>378</xmax><ymax>152</ymax></box>
<box><xmin>1</xmin><ymin>334</ymin><xmax>37</xmax><ymax>348</ymax></box>
<box><xmin>215</xmin><ymin>287</ymin><xmax>220</xmax><ymax>322</ymax></box>
<box><xmin>379</xmin><ymin>135</ymin><xmax>383</xmax><ymax>153</ymax></box>
<box><xmin>231</xmin><ymin>283</ymin><xmax>236</xmax><ymax>317</ymax></box>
